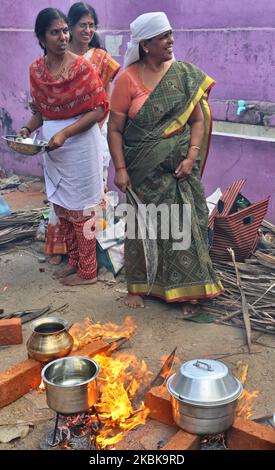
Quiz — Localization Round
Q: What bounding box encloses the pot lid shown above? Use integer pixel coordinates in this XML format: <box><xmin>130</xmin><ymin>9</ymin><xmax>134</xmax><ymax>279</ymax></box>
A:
<box><xmin>167</xmin><ymin>359</ymin><xmax>243</xmax><ymax>406</ymax></box>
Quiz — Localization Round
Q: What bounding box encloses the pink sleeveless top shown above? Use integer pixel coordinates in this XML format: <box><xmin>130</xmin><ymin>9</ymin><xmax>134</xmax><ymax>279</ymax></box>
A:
<box><xmin>110</xmin><ymin>64</ymin><xmax>151</xmax><ymax>119</ymax></box>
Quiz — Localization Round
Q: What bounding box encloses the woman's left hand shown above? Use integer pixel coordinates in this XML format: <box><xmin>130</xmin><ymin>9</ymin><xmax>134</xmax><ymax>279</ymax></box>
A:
<box><xmin>47</xmin><ymin>131</ymin><xmax>67</xmax><ymax>151</ymax></box>
<box><xmin>174</xmin><ymin>158</ymin><xmax>194</xmax><ymax>180</ymax></box>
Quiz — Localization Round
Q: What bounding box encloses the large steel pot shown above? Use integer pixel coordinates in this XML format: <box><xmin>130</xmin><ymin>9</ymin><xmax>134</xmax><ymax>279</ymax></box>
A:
<box><xmin>167</xmin><ymin>359</ymin><xmax>243</xmax><ymax>435</ymax></box>
<box><xmin>26</xmin><ymin>317</ymin><xmax>74</xmax><ymax>362</ymax></box>
<box><xmin>42</xmin><ymin>356</ymin><xmax>99</xmax><ymax>415</ymax></box>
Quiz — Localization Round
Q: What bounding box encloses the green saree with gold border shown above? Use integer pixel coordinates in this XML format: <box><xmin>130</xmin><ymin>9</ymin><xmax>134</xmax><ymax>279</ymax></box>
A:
<box><xmin>123</xmin><ymin>61</ymin><xmax>223</xmax><ymax>302</ymax></box>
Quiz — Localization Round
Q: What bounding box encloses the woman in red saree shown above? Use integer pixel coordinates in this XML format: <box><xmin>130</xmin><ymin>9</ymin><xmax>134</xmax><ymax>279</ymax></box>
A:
<box><xmin>45</xmin><ymin>2</ymin><xmax>121</xmax><ymax>264</ymax></box>
<box><xmin>18</xmin><ymin>8</ymin><xmax>108</xmax><ymax>285</ymax></box>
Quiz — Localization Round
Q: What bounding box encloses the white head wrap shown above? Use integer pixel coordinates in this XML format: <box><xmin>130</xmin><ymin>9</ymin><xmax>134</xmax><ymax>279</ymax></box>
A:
<box><xmin>123</xmin><ymin>12</ymin><xmax>172</xmax><ymax>69</ymax></box>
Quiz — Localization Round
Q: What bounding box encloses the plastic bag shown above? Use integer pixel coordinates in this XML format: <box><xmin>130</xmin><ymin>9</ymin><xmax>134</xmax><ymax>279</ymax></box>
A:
<box><xmin>96</xmin><ymin>240</ymin><xmax>124</xmax><ymax>275</ymax></box>
<box><xmin>36</xmin><ymin>219</ymin><xmax>46</xmax><ymax>241</ymax></box>
<box><xmin>206</xmin><ymin>188</ymin><xmax>222</xmax><ymax>215</ymax></box>
<box><xmin>48</xmin><ymin>203</ymin><xmax>60</xmax><ymax>225</ymax></box>
<box><xmin>96</xmin><ymin>192</ymin><xmax>125</xmax><ymax>275</ymax></box>
<box><xmin>96</xmin><ymin>191</ymin><xmax>119</xmax><ymax>233</ymax></box>
<box><xmin>0</xmin><ymin>193</ymin><xmax>11</xmax><ymax>217</ymax></box>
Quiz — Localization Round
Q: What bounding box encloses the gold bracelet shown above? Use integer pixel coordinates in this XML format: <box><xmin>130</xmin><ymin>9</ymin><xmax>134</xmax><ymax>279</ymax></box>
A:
<box><xmin>189</xmin><ymin>145</ymin><xmax>201</xmax><ymax>151</ymax></box>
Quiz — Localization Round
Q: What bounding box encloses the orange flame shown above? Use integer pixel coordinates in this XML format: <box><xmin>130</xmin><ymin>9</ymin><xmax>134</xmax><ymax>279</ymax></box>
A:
<box><xmin>233</xmin><ymin>361</ymin><xmax>259</xmax><ymax>420</ymax></box>
<box><xmin>159</xmin><ymin>353</ymin><xmax>180</xmax><ymax>385</ymax></box>
<box><xmin>38</xmin><ymin>379</ymin><xmax>45</xmax><ymax>392</ymax></box>
<box><xmin>93</xmin><ymin>352</ymin><xmax>152</xmax><ymax>449</ymax></box>
<box><xmin>67</xmin><ymin>317</ymin><xmax>152</xmax><ymax>448</ymax></box>
<box><xmin>236</xmin><ymin>389</ymin><xmax>259</xmax><ymax>419</ymax></box>
<box><xmin>69</xmin><ymin>316</ymin><xmax>136</xmax><ymax>350</ymax></box>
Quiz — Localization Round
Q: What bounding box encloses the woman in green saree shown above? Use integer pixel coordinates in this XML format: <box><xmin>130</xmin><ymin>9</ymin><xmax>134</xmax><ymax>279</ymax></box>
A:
<box><xmin>108</xmin><ymin>12</ymin><xmax>223</xmax><ymax>309</ymax></box>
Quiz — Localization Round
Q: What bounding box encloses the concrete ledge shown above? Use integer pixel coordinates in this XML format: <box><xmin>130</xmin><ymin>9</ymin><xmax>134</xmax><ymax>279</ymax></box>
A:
<box><xmin>213</xmin><ymin>121</ymin><xmax>275</xmax><ymax>142</ymax></box>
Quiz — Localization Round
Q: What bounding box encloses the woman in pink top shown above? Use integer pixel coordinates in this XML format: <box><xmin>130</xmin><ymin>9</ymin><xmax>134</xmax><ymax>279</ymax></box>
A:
<box><xmin>108</xmin><ymin>12</ymin><xmax>223</xmax><ymax>312</ymax></box>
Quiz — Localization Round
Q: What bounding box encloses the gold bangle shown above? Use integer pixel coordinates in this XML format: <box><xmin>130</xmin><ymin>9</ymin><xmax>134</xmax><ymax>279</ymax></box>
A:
<box><xmin>189</xmin><ymin>145</ymin><xmax>201</xmax><ymax>151</ymax></box>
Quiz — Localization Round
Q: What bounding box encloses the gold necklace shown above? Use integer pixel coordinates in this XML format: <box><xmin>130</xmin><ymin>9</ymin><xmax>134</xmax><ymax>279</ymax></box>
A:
<box><xmin>45</xmin><ymin>54</ymin><xmax>67</xmax><ymax>79</ymax></box>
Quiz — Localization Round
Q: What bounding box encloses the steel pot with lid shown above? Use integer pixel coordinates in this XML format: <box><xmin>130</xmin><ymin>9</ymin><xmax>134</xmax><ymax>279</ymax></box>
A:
<box><xmin>166</xmin><ymin>359</ymin><xmax>243</xmax><ymax>435</ymax></box>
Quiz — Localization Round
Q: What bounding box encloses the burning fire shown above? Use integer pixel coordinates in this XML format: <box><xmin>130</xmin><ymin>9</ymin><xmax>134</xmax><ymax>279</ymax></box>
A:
<box><xmin>68</xmin><ymin>316</ymin><xmax>152</xmax><ymax>449</ymax></box>
<box><xmin>236</xmin><ymin>389</ymin><xmax>259</xmax><ymax>419</ymax></box>
<box><xmin>93</xmin><ymin>352</ymin><xmax>152</xmax><ymax>448</ymax></box>
<box><xmin>159</xmin><ymin>352</ymin><xmax>180</xmax><ymax>386</ymax></box>
<box><xmin>69</xmin><ymin>316</ymin><xmax>136</xmax><ymax>350</ymax></box>
<box><xmin>233</xmin><ymin>361</ymin><xmax>259</xmax><ymax>419</ymax></box>
<box><xmin>38</xmin><ymin>379</ymin><xmax>45</xmax><ymax>392</ymax></box>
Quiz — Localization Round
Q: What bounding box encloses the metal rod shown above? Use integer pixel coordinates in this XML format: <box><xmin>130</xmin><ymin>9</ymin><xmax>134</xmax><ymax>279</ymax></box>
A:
<box><xmin>92</xmin><ymin>405</ymin><xmax>102</xmax><ymax>426</ymax></box>
<box><xmin>52</xmin><ymin>412</ymin><xmax>60</xmax><ymax>446</ymax></box>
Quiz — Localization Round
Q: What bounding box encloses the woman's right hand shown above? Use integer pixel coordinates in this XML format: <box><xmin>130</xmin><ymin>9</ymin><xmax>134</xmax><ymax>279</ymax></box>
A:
<box><xmin>114</xmin><ymin>168</ymin><xmax>130</xmax><ymax>193</ymax></box>
<box><xmin>47</xmin><ymin>130</ymin><xmax>67</xmax><ymax>151</ymax></box>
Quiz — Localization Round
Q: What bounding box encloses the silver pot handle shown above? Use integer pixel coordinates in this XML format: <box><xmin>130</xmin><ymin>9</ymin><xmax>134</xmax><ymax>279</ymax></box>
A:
<box><xmin>193</xmin><ymin>360</ymin><xmax>213</xmax><ymax>371</ymax></box>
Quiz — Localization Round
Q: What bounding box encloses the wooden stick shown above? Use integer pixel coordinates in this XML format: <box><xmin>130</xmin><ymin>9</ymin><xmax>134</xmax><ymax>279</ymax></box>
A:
<box><xmin>252</xmin><ymin>282</ymin><xmax>275</xmax><ymax>306</ymax></box>
<box><xmin>228</xmin><ymin>248</ymin><xmax>252</xmax><ymax>353</ymax></box>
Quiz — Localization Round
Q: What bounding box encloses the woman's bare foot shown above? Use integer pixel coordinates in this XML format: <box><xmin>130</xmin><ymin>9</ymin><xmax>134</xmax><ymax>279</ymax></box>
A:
<box><xmin>52</xmin><ymin>264</ymin><xmax>77</xmax><ymax>279</ymax></box>
<box><xmin>181</xmin><ymin>302</ymin><xmax>199</xmax><ymax>317</ymax></box>
<box><xmin>124</xmin><ymin>293</ymin><xmax>145</xmax><ymax>308</ymax></box>
<box><xmin>60</xmin><ymin>273</ymin><xmax>97</xmax><ymax>286</ymax></box>
<box><xmin>48</xmin><ymin>255</ymin><xmax>63</xmax><ymax>266</ymax></box>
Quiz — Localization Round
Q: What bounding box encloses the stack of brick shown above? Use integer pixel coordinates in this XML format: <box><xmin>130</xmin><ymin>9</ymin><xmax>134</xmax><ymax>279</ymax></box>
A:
<box><xmin>145</xmin><ymin>385</ymin><xmax>275</xmax><ymax>450</ymax></box>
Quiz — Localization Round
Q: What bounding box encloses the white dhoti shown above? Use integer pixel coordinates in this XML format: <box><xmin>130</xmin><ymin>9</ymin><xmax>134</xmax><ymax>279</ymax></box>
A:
<box><xmin>42</xmin><ymin>117</ymin><xmax>103</xmax><ymax>211</ymax></box>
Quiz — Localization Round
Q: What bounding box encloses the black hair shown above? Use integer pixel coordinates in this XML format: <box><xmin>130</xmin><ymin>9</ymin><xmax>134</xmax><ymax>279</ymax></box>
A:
<box><xmin>35</xmin><ymin>8</ymin><xmax>68</xmax><ymax>54</ymax></box>
<box><xmin>68</xmin><ymin>2</ymin><xmax>104</xmax><ymax>50</ymax></box>
<box><xmin>138</xmin><ymin>39</ymin><xmax>152</xmax><ymax>61</ymax></box>
<box><xmin>139</xmin><ymin>44</ymin><xmax>145</xmax><ymax>61</ymax></box>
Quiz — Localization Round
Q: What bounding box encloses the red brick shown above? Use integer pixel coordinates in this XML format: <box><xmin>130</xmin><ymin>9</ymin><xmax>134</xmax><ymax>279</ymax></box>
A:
<box><xmin>69</xmin><ymin>340</ymin><xmax>110</xmax><ymax>358</ymax></box>
<box><xmin>0</xmin><ymin>359</ymin><xmax>41</xmax><ymax>408</ymax></box>
<box><xmin>162</xmin><ymin>430</ymin><xmax>200</xmax><ymax>450</ymax></box>
<box><xmin>145</xmin><ymin>385</ymin><xmax>175</xmax><ymax>427</ymax></box>
<box><xmin>228</xmin><ymin>417</ymin><xmax>275</xmax><ymax>450</ymax></box>
<box><xmin>0</xmin><ymin>318</ymin><xmax>22</xmax><ymax>345</ymax></box>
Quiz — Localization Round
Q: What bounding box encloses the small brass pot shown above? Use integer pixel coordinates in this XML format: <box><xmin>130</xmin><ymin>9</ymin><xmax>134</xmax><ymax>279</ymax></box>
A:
<box><xmin>26</xmin><ymin>317</ymin><xmax>74</xmax><ymax>363</ymax></box>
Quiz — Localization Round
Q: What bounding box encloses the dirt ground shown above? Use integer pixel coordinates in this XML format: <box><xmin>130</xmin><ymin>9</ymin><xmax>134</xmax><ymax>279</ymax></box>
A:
<box><xmin>0</xmin><ymin>188</ymin><xmax>275</xmax><ymax>450</ymax></box>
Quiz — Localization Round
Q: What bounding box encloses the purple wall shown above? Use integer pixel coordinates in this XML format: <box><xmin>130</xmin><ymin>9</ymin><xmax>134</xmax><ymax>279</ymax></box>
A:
<box><xmin>0</xmin><ymin>1</ymin><xmax>274</xmax><ymax>220</ymax></box>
